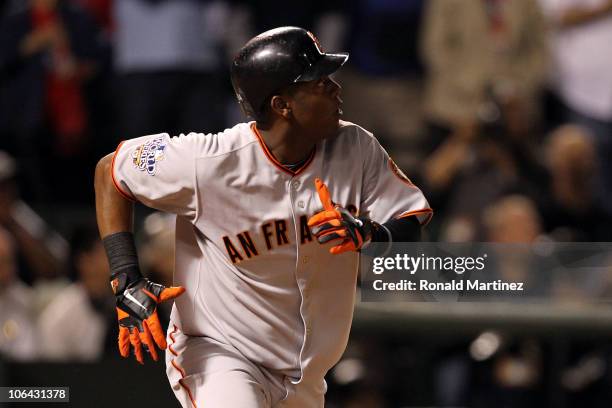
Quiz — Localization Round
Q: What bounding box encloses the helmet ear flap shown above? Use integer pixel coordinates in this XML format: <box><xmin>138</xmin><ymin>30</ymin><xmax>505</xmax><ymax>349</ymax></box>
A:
<box><xmin>231</xmin><ymin>75</ymin><xmax>258</xmax><ymax>119</ymax></box>
<box><xmin>237</xmin><ymin>89</ymin><xmax>256</xmax><ymax>119</ymax></box>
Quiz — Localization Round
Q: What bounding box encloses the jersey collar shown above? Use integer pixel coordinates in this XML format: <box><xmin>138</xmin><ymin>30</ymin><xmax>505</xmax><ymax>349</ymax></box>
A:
<box><xmin>250</xmin><ymin>123</ymin><xmax>316</xmax><ymax>177</ymax></box>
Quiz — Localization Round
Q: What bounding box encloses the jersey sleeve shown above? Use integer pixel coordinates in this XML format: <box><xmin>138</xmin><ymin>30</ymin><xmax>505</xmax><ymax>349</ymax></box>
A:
<box><xmin>111</xmin><ymin>133</ymin><xmax>199</xmax><ymax>220</ymax></box>
<box><xmin>360</xmin><ymin>133</ymin><xmax>433</xmax><ymax>225</ymax></box>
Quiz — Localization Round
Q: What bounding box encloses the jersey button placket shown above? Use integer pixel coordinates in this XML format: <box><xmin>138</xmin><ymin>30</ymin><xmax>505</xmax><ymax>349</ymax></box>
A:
<box><xmin>289</xmin><ymin>177</ymin><xmax>304</xmax><ymax>268</ymax></box>
<box><xmin>290</xmin><ymin>177</ymin><xmax>313</xmax><ymax>356</ymax></box>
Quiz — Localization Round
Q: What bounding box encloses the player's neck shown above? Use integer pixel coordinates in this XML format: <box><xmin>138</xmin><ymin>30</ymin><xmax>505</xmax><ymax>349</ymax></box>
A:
<box><xmin>257</xmin><ymin>126</ymin><xmax>316</xmax><ymax>165</ymax></box>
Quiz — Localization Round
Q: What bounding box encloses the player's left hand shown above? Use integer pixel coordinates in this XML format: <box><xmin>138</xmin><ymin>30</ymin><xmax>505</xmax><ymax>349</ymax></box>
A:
<box><xmin>308</xmin><ymin>178</ymin><xmax>373</xmax><ymax>254</ymax></box>
<box><xmin>115</xmin><ymin>279</ymin><xmax>185</xmax><ymax>364</ymax></box>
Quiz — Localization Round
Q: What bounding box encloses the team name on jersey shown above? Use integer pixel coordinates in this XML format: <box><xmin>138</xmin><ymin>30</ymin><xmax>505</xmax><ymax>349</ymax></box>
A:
<box><xmin>222</xmin><ymin>205</ymin><xmax>357</xmax><ymax>264</ymax></box>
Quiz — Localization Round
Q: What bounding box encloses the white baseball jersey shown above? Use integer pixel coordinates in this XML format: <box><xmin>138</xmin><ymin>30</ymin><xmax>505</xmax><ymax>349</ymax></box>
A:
<box><xmin>111</xmin><ymin>120</ymin><xmax>432</xmax><ymax>406</ymax></box>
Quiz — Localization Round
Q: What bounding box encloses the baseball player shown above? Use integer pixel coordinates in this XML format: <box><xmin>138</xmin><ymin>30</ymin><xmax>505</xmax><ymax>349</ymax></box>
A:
<box><xmin>94</xmin><ymin>26</ymin><xmax>432</xmax><ymax>407</ymax></box>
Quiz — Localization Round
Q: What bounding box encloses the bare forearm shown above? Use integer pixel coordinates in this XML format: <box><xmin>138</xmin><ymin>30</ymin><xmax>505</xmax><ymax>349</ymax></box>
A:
<box><xmin>94</xmin><ymin>153</ymin><xmax>134</xmax><ymax>238</ymax></box>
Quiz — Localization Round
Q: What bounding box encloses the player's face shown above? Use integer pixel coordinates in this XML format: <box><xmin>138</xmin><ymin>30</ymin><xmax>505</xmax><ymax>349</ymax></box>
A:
<box><xmin>287</xmin><ymin>76</ymin><xmax>342</xmax><ymax>141</ymax></box>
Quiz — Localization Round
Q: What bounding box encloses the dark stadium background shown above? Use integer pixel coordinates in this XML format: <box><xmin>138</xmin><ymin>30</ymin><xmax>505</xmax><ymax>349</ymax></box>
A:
<box><xmin>1</xmin><ymin>0</ymin><xmax>612</xmax><ymax>407</ymax></box>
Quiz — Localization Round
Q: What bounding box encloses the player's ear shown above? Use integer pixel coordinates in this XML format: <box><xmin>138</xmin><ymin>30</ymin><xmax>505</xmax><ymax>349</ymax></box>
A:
<box><xmin>270</xmin><ymin>95</ymin><xmax>292</xmax><ymax>119</ymax></box>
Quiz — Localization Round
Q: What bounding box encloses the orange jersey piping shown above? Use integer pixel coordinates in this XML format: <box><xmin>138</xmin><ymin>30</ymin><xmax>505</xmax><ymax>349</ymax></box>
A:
<box><xmin>168</xmin><ymin>327</ymin><xmax>179</xmax><ymax>357</ymax></box>
<box><xmin>168</xmin><ymin>325</ymin><xmax>197</xmax><ymax>408</ymax></box>
<box><xmin>250</xmin><ymin>123</ymin><xmax>316</xmax><ymax>177</ymax></box>
<box><xmin>396</xmin><ymin>208</ymin><xmax>434</xmax><ymax>226</ymax></box>
<box><xmin>111</xmin><ymin>141</ymin><xmax>137</xmax><ymax>202</ymax></box>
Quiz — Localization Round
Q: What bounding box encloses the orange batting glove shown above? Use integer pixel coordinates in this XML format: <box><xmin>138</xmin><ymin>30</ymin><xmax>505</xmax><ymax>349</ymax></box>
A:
<box><xmin>115</xmin><ymin>279</ymin><xmax>184</xmax><ymax>364</ymax></box>
<box><xmin>308</xmin><ymin>178</ymin><xmax>373</xmax><ymax>254</ymax></box>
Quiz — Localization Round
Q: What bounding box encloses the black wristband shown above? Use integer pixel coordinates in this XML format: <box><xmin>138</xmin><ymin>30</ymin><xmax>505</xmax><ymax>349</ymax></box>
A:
<box><xmin>366</xmin><ymin>217</ymin><xmax>421</xmax><ymax>257</ymax></box>
<box><xmin>370</xmin><ymin>222</ymin><xmax>390</xmax><ymax>243</ymax></box>
<box><xmin>384</xmin><ymin>216</ymin><xmax>422</xmax><ymax>242</ymax></box>
<box><xmin>102</xmin><ymin>232</ymin><xmax>142</xmax><ymax>294</ymax></box>
<box><xmin>371</xmin><ymin>216</ymin><xmax>422</xmax><ymax>243</ymax></box>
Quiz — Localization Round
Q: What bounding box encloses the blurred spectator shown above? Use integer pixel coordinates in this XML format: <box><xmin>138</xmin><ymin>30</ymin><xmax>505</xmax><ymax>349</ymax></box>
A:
<box><xmin>0</xmin><ymin>226</ymin><xmax>37</xmax><ymax>361</ymax></box>
<box><xmin>427</xmin><ymin>125</ymin><xmax>546</xmax><ymax>242</ymax></box>
<box><xmin>339</xmin><ymin>0</ymin><xmax>425</xmax><ymax>169</ymax></box>
<box><xmin>540</xmin><ymin>124</ymin><xmax>611</xmax><ymax>241</ymax></box>
<box><xmin>538</xmin><ymin>0</ymin><xmax>612</xmax><ymax>213</ymax></box>
<box><xmin>538</xmin><ymin>0</ymin><xmax>612</xmax><ymax>128</ymax></box>
<box><xmin>481</xmin><ymin>195</ymin><xmax>548</xmax><ymax>297</ymax></box>
<box><xmin>114</xmin><ymin>0</ymin><xmax>232</xmax><ymax>141</ymax></box>
<box><xmin>0</xmin><ymin>0</ymin><xmax>106</xmax><ymax>202</ymax></box>
<box><xmin>422</xmin><ymin>124</ymin><xmax>511</xmax><ymax>242</ymax></box>
<box><xmin>482</xmin><ymin>195</ymin><xmax>548</xmax><ymax>295</ymax></box>
<box><xmin>437</xmin><ymin>197</ymin><xmax>546</xmax><ymax>408</ymax></box>
<box><xmin>419</xmin><ymin>0</ymin><xmax>549</xmax><ymax>241</ymax></box>
<box><xmin>483</xmin><ymin>195</ymin><xmax>543</xmax><ymax>243</ymax></box>
<box><xmin>37</xmin><ymin>224</ymin><xmax>114</xmax><ymax>361</ymax></box>
<box><xmin>420</xmin><ymin>0</ymin><xmax>548</xmax><ymax>150</ymax></box>
<box><xmin>70</xmin><ymin>0</ymin><xmax>112</xmax><ymax>34</ymax></box>
<box><xmin>0</xmin><ymin>151</ymin><xmax>68</xmax><ymax>284</ymax></box>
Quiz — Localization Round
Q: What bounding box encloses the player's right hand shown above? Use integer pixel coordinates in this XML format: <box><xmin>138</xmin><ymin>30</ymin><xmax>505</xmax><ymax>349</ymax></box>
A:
<box><xmin>115</xmin><ymin>279</ymin><xmax>185</xmax><ymax>364</ymax></box>
<box><xmin>308</xmin><ymin>178</ymin><xmax>373</xmax><ymax>254</ymax></box>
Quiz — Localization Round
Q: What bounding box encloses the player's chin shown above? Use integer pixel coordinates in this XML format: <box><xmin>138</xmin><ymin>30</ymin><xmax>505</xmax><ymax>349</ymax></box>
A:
<box><xmin>320</xmin><ymin>118</ymin><xmax>340</xmax><ymax>140</ymax></box>
<box><xmin>325</xmin><ymin>109</ymin><xmax>342</xmax><ymax>135</ymax></box>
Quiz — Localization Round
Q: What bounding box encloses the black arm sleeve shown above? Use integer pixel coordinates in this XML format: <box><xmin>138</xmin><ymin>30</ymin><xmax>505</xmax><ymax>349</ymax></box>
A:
<box><xmin>371</xmin><ymin>215</ymin><xmax>421</xmax><ymax>243</ymax></box>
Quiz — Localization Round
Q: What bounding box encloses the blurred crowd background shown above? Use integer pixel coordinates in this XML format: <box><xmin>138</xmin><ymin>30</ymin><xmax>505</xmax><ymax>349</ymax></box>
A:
<box><xmin>0</xmin><ymin>0</ymin><xmax>612</xmax><ymax>407</ymax></box>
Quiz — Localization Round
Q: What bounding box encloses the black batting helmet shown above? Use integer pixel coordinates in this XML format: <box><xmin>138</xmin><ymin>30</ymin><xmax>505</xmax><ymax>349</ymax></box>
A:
<box><xmin>230</xmin><ymin>26</ymin><xmax>349</xmax><ymax>120</ymax></box>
